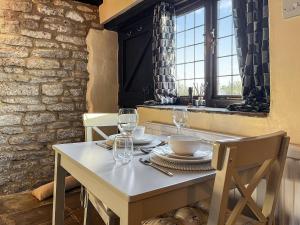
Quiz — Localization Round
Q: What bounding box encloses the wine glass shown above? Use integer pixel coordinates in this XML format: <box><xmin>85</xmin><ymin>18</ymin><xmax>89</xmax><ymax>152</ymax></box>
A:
<box><xmin>118</xmin><ymin>108</ymin><xmax>138</xmax><ymax>136</ymax></box>
<box><xmin>172</xmin><ymin>108</ymin><xmax>188</xmax><ymax>134</ymax></box>
<box><xmin>113</xmin><ymin>135</ymin><xmax>133</xmax><ymax>164</ymax></box>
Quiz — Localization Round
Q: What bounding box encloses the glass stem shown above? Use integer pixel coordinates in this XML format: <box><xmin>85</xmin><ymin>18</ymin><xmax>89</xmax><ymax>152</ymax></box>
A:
<box><xmin>176</xmin><ymin>126</ymin><xmax>181</xmax><ymax>134</ymax></box>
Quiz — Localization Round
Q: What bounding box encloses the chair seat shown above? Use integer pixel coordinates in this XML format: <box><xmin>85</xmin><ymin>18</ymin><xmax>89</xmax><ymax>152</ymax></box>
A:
<box><xmin>142</xmin><ymin>204</ymin><xmax>263</xmax><ymax>225</ymax></box>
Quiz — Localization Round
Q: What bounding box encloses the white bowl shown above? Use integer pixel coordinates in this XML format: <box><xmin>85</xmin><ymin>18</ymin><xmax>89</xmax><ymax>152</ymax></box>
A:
<box><xmin>133</xmin><ymin>126</ymin><xmax>145</xmax><ymax>139</ymax></box>
<box><xmin>169</xmin><ymin>135</ymin><xmax>203</xmax><ymax>156</ymax></box>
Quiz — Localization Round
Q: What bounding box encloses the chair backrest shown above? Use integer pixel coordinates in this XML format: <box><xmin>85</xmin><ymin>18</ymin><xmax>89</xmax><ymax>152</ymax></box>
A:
<box><xmin>207</xmin><ymin>131</ymin><xmax>290</xmax><ymax>225</ymax></box>
<box><xmin>83</xmin><ymin>113</ymin><xmax>118</xmax><ymax>141</ymax></box>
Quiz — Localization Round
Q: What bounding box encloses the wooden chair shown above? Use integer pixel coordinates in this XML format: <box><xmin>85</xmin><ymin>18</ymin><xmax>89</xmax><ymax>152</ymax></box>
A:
<box><xmin>83</xmin><ymin>113</ymin><xmax>118</xmax><ymax>141</ymax></box>
<box><xmin>143</xmin><ymin>131</ymin><xmax>290</xmax><ymax>225</ymax></box>
<box><xmin>82</xmin><ymin>113</ymin><xmax>119</xmax><ymax>225</ymax></box>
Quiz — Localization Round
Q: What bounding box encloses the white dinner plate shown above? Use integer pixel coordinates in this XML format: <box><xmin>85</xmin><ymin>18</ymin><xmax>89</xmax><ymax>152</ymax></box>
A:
<box><xmin>152</xmin><ymin>146</ymin><xmax>212</xmax><ymax>164</ymax></box>
<box><xmin>109</xmin><ymin>134</ymin><xmax>154</xmax><ymax>145</ymax></box>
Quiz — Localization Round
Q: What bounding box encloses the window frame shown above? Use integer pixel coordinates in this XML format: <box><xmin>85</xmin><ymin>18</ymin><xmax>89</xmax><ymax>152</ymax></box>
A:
<box><xmin>175</xmin><ymin>0</ymin><xmax>242</xmax><ymax>108</ymax></box>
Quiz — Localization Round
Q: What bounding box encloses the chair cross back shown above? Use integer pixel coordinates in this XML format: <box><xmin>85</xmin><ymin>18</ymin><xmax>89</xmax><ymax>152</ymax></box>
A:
<box><xmin>208</xmin><ymin>131</ymin><xmax>290</xmax><ymax>225</ymax></box>
<box><xmin>83</xmin><ymin>113</ymin><xmax>118</xmax><ymax>141</ymax></box>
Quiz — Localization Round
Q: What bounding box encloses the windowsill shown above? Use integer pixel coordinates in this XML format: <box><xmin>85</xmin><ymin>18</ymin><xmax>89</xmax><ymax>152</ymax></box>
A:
<box><xmin>137</xmin><ymin>105</ymin><xmax>269</xmax><ymax>118</ymax></box>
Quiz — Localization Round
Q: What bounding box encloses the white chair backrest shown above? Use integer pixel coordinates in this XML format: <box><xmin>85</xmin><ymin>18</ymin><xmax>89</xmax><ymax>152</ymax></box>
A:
<box><xmin>208</xmin><ymin>131</ymin><xmax>290</xmax><ymax>225</ymax></box>
<box><xmin>83</xmin><ymin>113</ymin><xmax>118</xmax><ymax>141</ymax></box>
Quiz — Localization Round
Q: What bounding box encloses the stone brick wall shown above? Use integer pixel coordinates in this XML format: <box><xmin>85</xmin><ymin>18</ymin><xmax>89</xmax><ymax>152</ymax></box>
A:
<box><xmin>0</xmin><ymin>0</ymin><xmax>101</xmax><ymax>194</ymax></box>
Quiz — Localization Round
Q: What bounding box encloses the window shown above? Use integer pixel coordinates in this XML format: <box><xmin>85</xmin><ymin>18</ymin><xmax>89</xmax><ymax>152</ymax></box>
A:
<box><xmin>216</xmin><ymin>0</ymin><xmax>241</xmax><ymax>96</ymax></box>
<box><xmin>175</xmin><ymin>0</ymin><xmax>242</xmax><ymax>106</ymax></box>
<box><xmin>175</xmin><ymin>8</ymin><xmax>205</xmax><ymax>96</ymax></box>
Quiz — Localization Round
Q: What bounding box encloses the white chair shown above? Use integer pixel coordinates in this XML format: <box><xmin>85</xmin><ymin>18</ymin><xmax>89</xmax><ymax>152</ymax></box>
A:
<box><xmin>143</xmin><ymin>131</ymin><xmax>290</xmax><ymax>225</ymax></box>
<box><xmin>83</xmin><ymin>113</ymin><xmax>118</xmax><ymax>141</ymax></box>
<box><xmin>82</xmin><ymin>113</ymin><xmax>119</xmax><ymax>225</ymax></box>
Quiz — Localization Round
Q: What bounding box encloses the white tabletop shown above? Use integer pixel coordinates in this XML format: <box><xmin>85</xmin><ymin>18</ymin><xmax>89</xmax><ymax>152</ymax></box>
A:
<box><xmin>53</xmin><ymin>141</ymin><xmax>215</xmax><ymax>202</ymax></box>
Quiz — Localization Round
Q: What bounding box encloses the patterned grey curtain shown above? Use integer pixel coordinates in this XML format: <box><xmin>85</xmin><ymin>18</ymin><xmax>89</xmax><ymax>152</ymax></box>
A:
<box><xmin>152</xmin><ymin>2</ymin><xmax>177</xmax><ymax>104</ymax></box>
<box><xmin>228</xmin><ymin>0</ymin><xmax>270</xmax><ymax>112</ymax></box>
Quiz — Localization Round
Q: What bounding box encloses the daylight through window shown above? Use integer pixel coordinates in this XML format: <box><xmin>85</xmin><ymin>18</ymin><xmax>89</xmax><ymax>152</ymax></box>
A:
<box><xmin>175</xmin><ymin>0</ymin><xmax>242</xmax><ymax>98</ymax></box>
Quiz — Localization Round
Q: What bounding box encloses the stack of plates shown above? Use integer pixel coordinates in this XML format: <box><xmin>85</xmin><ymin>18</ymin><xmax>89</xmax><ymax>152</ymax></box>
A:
<box><xmin>150</xmin><ymin>145</ymin><xmax>214</xmax><ymax>171</ymax></box>
<box><xmin>109</xmin><ymin>134</ymin><xmax>159</xmax><ymax>145</ymax></box>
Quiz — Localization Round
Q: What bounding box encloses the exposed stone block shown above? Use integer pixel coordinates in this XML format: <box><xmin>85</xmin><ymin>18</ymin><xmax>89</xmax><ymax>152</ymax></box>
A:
<box><xmin>21</xmin><ymin>29</ymin><xmax>51</xmax><ymax>39</ymax></box>
<box><xmin>0</xmin><ymin>135</ymin><xmax>8</xmax><ymax>144</ymax></box>
<box><xmin>47</xmin><ymin>121</ymin><xmax>70</xmax><ymax>129</ymax></box>
<box><xmin>41</xmin><ymin>96</ymin><xmax>59</xmax><ymax>104</ymax></box>
<box><xmin>0</xmin><ymin>114</ymin><xmax>22</xmax><ymax>126</ymax></box>
<box><xmin>0</xmin><ymin>1</ymin><xmax>33</xmax><ymax>13</ymax></box>
<box><xmin>62</xmin><ymin>59</ymin><xmax>75</xmax><ymax>70</ymax></box>
<box><xmin>72</xmin><ymin>51</ymin><xmax>88</xmax><ymax>60</ymax></box>
<box><xmin>21</xmin><ymin>14</ymin><xmax>41</xmax><ymax>21</ymax></box>
<box><xmin>21</xmin><ymin>20</ymin><xmax>39</xmax><ymax>30</ymax></box>
<box><xmin>34</xmin><ymin>40</ymin><xmax>59</xmax><ymax>48</ymax></box>
<box><xmin>56</xmin><ymin>70</ymin><xmax>69</xmax><ymax>77</ymax></box>
<box><xmin>30</xmin><ymin>76</ymin><xmax>59</xmax><ymax>83</ymax></box>
<box><xmin>57</xmin><ymin>128</ymin><xmax>84</xmax><ymax>140</ymax></box>
<box><xmin>1</xmin><ymin>97</ymin><xmax>40</xmax><ymax>104</ymax></box>
<box><xmin>27</xmin><ymin>58</ymin><xmax>60</xmax><ymax>69</ymax></box>
<box><xmin>25</xmin><ymin>125</ymin><xmax>46</xmax><ymax>133</ymax></box>
<box><xmin>75</xmin><ymin>61</ymin><xmax>87</xmax><ymax>72</ymax></box>
<box><xmin>65</xmin><ymin>10</ymin><xmax>84</xmax><ymax>23</ymax></box>
<box><xmin>61</xmin><ymin>43</ymin><xmax>78</xmax><ymax>50</ymax></box>
<box><xmin>0</xmin><ymin>104</ymin><xmax>27</xmax><ymax>113</ymax></box>
<box><xmin>32</xmin><ymin>49</ymin><xmax>69</xmax><ymax>59</ymax></box>
<box><xmin>37</xmin><ymin>132</ymin><xmax>56</xmax><ymax>142</ymax></box>
<box><xmin>61</xmin><ymin>97</ymin><xmax>72</xmax><ymax>102</ymax></box>
<box><xmin>42</xmin><ymin>83</ymin><xmax>64</xmax><ymax>96</ymax></box>
<box><xmin>23</xmin><ymin>113</ymin><xmax>56</xmax><ymax>125</ymax></box>
<box><xmin>72</xmin><ymin>71</ymin><xmax>89</xmax><ymax>79</ymax></box>
<box><xmin>0</xmin><ymin>83</ymin><xmax>39</xmax><ymax>96</ymax></box>
<box><xmin>0</xmin><ymin>58</ymin><xmax>26</xmax><ymax>67</ymax></box>
<box><xmin>83</xmin><ymin>13</ymin><xmax>97</xmax><ymax>21</ymax></box>
<box><xmin>74</xmin><ymin>29</ymin><xmax>87</xmax><ymax>37</ymax></box>
<box><xmin>69</xmin><ymin>88</ymin><xmax>83</xmax><ymax>97</ymax></box>
<box><xmin>76</xmin><ymin>5</ymin><xmax>93</xmax><ymax>13</ymax></box>
<box><xmin>3</xmin><ymin>67</ymin><xmax>24</xmax><ymax>74</ymax></box>
<box><xmin>0</xmin><ymin>34</ymin><xmax>33</xmax><ymax>47</ymax></box>
<box><xmin>47</xmin><ymin>103</ymin><xmax>75</xmax><ymax>111</ymax></box>
<box><xmin>0</xmin><ymin>73</ymin><xmax>30</xmax><ymax>82</ymax></box>
<box><xmin>12</xmin><ymin>143</ymin><xmax>44</xmax><ymax>151</ymax></box>
<box><xmin>44</xmin><ymin>23</ymin><xmax>71</xmax><ymax>33</ymax></box>
<box><xmin>26</xmin><ymin>69</ymin><xmax>56</xmax><ymax>77</ymax></box>
<box><xmin>37</xmin><ymin>4</ymin><xmax>64</xmax><ymax>16</ymax></box>
<box><xmin>0</xmin><ymin>127</ymin><xmax>24</xmax><ymax>135</ymax></box>
<box><xmin>27</xmin><ymin>104</ymin><xmax>46</xmax><ymax>111</ymax></box>
<box><xmin>58</xmin><ymin>112</ymin><xmax>82</xmax><ymax>121</ymax></box>
<box><xmin>0</xmin><ymin>46</ymin><xmax>29</xmax><ymax>58</ymax></box>
<box><xmin>9</xmin><ymin>134</ymin><xmax>36</xmax><ymax>145</ymax></box>
<box><xmin>75</xmin><ymin>102</ymin><xmax>86</xmax><ymax>111</ymax></box>
<box><xmin>53</xmin><ymin>0</ymin><xmax>72</xmax><ymax>8</ymax></box>
<box><xmin>0</xmin><ymin>23</ymin><xmax>21</xmax><ymax>34</ymax></box>
<box><xmin>55</xmin><ymin>34</ymin><xmax>85</xmax><ymax>46</ymax></box>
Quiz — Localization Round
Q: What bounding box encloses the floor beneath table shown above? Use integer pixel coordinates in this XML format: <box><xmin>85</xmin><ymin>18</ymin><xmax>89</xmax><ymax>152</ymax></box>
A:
<box><xmin>0</xmin><ymin>189</ymin><xmax>105</xmax><ymax>225</ymax></box>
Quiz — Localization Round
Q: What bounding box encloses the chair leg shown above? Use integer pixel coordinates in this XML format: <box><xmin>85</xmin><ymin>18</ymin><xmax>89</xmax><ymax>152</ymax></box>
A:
<box><xmin>84</xmin><ymin>200</ymin><xmax>93</xmax><ymax>225</ymax></box>
<box><xmin>87</xmin><ymin>191</ymin><xmax>119</xmax><ymax>225</ymax></box>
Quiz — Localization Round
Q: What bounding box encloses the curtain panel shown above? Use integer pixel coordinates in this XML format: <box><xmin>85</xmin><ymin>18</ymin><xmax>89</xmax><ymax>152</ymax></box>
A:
<box><xmin>229</xmin><ymin>0</ymin><xmax>270</xmax><ymax>112</ymax></box>
<box><xmin>152</xmin><ymin>2</ymin><xmax>177</xmax><ymax>105</ymax></box>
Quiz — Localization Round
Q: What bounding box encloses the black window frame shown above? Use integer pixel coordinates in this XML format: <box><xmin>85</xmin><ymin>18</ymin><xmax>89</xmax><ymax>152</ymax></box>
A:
<box><xmin>175</xmin><ymin>0</ymin><xmax>242</xmax><ymax>108</ymax></box>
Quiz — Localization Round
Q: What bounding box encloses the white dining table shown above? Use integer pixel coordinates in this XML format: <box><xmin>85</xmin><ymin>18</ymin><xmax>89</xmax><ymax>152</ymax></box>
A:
<box><xmin>52</xmin><ymin>139</ymin><xmax>216</xmax><ymax>225</ymax></box>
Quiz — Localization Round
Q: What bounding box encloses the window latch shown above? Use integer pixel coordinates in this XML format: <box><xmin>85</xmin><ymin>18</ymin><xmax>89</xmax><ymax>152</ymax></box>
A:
<box><xmin>210</xmin><ymin>28</ymin><xmax>216</xmax><ymax>55</ymax></box>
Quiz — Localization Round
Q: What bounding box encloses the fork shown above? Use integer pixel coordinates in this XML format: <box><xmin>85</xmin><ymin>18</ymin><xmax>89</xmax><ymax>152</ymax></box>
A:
<box><xmin>139</xmin><ymin>141</ymin><xmax>167</xmax><ymax>154</ymax></box>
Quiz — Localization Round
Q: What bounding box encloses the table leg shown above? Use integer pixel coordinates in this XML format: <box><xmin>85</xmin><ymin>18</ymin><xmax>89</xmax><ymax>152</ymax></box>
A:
<box><xmin>52</xmin><ymin>153</ymin><xmax>67</xmax><ymax>225</ymax></box>
<box><xmin>120</xmin><ymin>204</ymin><xmax>143</xmax><ymax>225</ymax></box>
